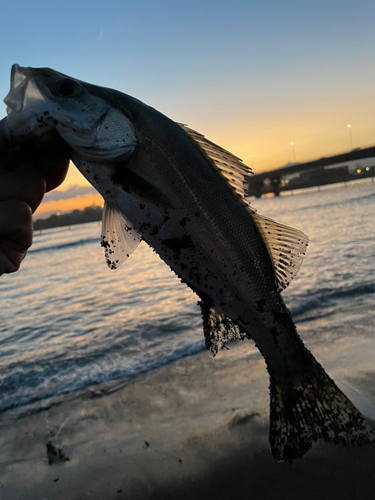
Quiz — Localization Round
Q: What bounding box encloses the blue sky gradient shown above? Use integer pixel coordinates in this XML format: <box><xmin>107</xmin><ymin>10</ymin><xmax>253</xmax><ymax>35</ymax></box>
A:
<box><xmin>1</xmin><ymin>0</ymin><xmax>375</xmax><ymax>193</ymax></box>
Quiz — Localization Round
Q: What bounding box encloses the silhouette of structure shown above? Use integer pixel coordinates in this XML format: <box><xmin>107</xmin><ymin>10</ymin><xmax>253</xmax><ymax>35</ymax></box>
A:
<box><xmin>246</xmin><ymin>147</ymin><xmax>375</xmax><ymax>197</ymax></box>
<box><xmin>34</xmin><ymin>205</ymin><xmax>102</xmax><ymax>230</ymax></box>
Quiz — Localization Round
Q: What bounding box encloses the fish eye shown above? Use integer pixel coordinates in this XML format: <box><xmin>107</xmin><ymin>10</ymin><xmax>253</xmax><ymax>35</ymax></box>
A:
<box><xmin>55</xmin><ymin>79</ymin><xmax>81</xmax><ymax>98</ymax></box>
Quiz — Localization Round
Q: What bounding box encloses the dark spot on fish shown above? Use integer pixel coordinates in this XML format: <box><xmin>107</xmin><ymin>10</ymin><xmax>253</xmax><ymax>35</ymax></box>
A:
<box><xmin>139</xmin><ymin>222</ymin><xmax>151</xmax><ymax>232</ymax></box>
<box><xmin>93</xmin><ymin>176</ymin><xmax>98</xmax><ymax>181</ymax></box>
<box><xmin>237</xmin><ymin>315</ymin><xmax>251</xmax><ymax>327</ymax></box>
<box><xmin>113</xmin><ymin>165</ymin><xmax>173</xmax><ymax>209</ymax></box>
<box><xmin>162</xmin><ymin>235</ymin><xmax>195</xmax><ymax>258</ymax></box>
<box><xmin>150</xmin><ymin>226</ymin><xmax>159</xmax><ymax>236</ymax></box>
<box><xmin>255</xmin><ymin>298</ymin><xmax>266</xmax><ymax>313</ymax></box>
<box><xmin>139</xmin><ymin>204</ymin><xmax>145</xmax><ymax>210</ymax></box>
<box><xmin>269</xmin><ymin>327</ymin><xmax>280</xmax><ymax>346</ymax></box>
<box><xmin>100</xmin><ymin>237</ymin><xmax>110</xmax><ymax>249</ymax></box>
<box><xmin>179</xmin><ymin>217</ymin><xmax>190</xmax><ymax>227</ymax></box>
<box><xmin>105</xmin><ymin>190</ymin><xmax>111</xmax><ymax>194</ymax></box>
<box><xmin>195</xmin><ymin>211</ymin><xmax>200</xmax><ymax>217</ymax></box>
<box><xmin>272</xmin><ymin>307</ymin><xmax>291</xmax><ymax>325</ymax></box>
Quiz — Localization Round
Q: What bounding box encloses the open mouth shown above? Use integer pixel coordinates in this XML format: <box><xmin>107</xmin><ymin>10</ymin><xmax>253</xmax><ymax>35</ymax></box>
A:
<box><xmin>4</xmin><ymin>64</ymin><xmax>30</xmax><ymax>114</ymax></box>
<box><xmin>4</xmin><ymin>64</ymin><xmax>54</xmax><ymax>142</ymax></box>
<box><xmin>5</xmin><ymin>65</ymin><xmax>43</xmax><ymax>114</ymax></box>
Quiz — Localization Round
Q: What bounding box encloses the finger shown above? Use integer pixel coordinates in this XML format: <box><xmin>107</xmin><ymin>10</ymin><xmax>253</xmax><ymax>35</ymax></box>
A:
<box><xmin>19</xmin><ymin>129</ymin><xmax>71</xmax><ymax>192</ymax></box>
<box><xmin>0</xmin><ymin>117</ymin><xmax>11</xmax><ymax>151</ymax></box>
<box><xmin>0</xmin><ymin>199</ymin><xmax>33</xmax><ymax>275</ymax></box>
<box><xmin>0</xmin><ymin>118</ymin><xmax>19</xmax><ymax>170</ymax></box>
<box><xmin>0</xmin><ymin>118</ymin><xmax>36</xmax><ymax>173</ymax></box>
<box><xmin>1</xmin><ymin>118</ymin><xmax>71</xmax><ymax>191</ymax></box>
<box><xmin>0</xmin><ymin>166</ymin><xmax>46</xmax><ymax>213</ymax></box>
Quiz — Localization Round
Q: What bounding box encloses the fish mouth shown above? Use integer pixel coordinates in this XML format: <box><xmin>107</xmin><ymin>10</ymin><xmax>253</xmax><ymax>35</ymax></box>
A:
<box><xmin>4</xmin><ymin>64</ymin><xmax>31</xmax><ymax>113</ymax></box>
<box><xmin>4</xmin><ymin>64</ymin><xmax>55</xmax><ymax>142</ymax></box>
<box><xmin>4</xmin><ymin>64</ymin><xmax>47</xmax><ymax>114</ymax></box>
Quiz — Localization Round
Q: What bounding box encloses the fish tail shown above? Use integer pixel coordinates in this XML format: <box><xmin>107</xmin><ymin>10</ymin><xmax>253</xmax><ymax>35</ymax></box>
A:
<box><xmin>269</xmin><ymin>357</ymin><xmax>373</xmax><ymax>462</ymax></box>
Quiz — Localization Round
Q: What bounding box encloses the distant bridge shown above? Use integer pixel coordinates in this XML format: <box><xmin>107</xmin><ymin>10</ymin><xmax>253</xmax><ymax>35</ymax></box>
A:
<box><xmin>246</xmin><ymin>146</ymin><xmax>375</xmax><ymax>197</ymax></box>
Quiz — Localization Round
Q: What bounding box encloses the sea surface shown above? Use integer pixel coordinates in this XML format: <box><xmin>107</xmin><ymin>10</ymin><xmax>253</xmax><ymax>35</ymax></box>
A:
<box><xmin>0</xmin><ymin>180</ymin><xmax>374</xmax><ymax>416</ymax></box>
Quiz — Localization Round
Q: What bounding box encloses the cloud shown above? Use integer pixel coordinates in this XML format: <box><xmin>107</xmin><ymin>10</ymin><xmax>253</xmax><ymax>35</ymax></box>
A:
<box><xmin>43</xmin><ymin>185</ymin><xmax>97</xmax><ymax>202</ymax></box>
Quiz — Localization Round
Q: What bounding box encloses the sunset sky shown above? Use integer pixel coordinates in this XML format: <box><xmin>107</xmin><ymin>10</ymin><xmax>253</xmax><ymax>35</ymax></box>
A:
<box><xmin>1</xmin><ymin>0</ymin><xmax>375</xmax><ymax>217</ymax></box>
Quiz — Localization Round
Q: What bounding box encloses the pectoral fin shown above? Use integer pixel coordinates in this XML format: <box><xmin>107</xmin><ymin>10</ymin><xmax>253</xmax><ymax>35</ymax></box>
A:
<box><xmin>101</xmin><ymin>203</ymin><xmax>141</xmax><ymax>270</ymax></box>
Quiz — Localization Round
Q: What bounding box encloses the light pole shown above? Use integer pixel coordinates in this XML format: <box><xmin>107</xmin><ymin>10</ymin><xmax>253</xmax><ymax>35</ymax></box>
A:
<box><xmin>290</xmin><ymin>141</ymin><xmax>296</xmax><ymax>163</ymax></box>
<box><xmin>347</xmin><ymin>124</ymin><xmax>353</xmax><ymax>150</ymax></box>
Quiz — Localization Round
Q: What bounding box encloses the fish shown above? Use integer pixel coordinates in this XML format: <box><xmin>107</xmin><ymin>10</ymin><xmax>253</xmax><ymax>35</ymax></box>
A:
<box><xmin>4</xmin><ymin>64</ymin><xmax>373</xmax><ymax>461</ymax></box>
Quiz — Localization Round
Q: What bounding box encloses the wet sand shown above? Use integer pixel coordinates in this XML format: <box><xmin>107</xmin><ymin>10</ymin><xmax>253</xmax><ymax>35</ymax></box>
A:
<box><xmin>1</xmin><ymin>339</ymin><xmax>375</xmax><ymax>500</ymax></box>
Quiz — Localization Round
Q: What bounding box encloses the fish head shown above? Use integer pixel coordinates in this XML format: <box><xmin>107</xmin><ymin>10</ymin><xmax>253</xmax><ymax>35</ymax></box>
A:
<box><xmin>4</xmin><ymin>64</ymin><xmax>137</xmax><ymax>160</ymax></box>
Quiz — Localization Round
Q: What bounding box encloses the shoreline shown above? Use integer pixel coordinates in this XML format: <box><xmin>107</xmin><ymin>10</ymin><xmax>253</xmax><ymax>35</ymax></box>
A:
<box><xmin>2</xmin><ymin>338</ymin><xmax>375</xmax><ymax>499</ymax></box>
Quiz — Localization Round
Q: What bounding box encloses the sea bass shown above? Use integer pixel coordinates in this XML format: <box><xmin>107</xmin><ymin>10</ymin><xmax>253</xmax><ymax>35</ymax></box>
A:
<box><xmin>4</xmin><ymin>64</ymin><xmax>372</xmax><ymax>461</ymax></box>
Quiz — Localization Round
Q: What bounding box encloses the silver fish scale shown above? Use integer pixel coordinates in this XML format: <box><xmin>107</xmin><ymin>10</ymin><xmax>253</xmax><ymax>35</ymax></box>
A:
<box><xmin>113</xmin><ymin>104</ymin><xmax>300</xmax><ymax>366</ymax></box>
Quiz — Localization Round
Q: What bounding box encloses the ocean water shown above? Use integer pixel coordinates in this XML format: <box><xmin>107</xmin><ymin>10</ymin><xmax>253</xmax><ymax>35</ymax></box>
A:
<box><xmin>0</xmin><ymin>181</ymin><xmax>374</xmax><ymax>415</ymax></box>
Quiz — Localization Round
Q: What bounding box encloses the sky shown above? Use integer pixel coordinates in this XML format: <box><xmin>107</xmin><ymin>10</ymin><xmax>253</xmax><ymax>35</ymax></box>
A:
<box><xmin>1</xmin><ymin>0</ymin><xmax>375</xmax><ymax>216</ymax></box>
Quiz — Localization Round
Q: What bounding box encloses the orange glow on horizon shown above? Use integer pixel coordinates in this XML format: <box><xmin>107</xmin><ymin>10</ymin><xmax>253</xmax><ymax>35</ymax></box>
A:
<box><xmin>35</xmin><ymin>193</ymin><xmax>103</xmax><ymax>215</ymax></box>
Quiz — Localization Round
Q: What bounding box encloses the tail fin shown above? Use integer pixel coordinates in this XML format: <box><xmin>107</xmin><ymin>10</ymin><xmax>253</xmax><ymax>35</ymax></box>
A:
<box><xmin>269</xmin><ymin>359</ymin><xmax>373</xmax><ymax>462</ymax></box>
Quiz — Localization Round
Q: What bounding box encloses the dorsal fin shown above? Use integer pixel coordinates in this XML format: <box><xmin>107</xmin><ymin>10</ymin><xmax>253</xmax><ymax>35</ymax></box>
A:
<box><xmin>101</xmin><ymin>203</ymin><xmax>141</xmax><ymax>270</ymax></box>
<box><xmin>178</xmin><ymin>123</ymin><xmax>308</xmax><ymax>290</ymax></box>
<box><xmin>178</xmin><ymin>123</ymin><xmax>253</xmax><ymax>202</ymax></box>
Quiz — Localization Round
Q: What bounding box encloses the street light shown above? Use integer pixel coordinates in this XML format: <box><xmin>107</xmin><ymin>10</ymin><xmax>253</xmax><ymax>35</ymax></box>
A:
<box><xmin>290</xmin><ymin>141</ymin><xmax>296</xmax><ymax>163</ymax></box>
<box><xmin>347</xmin><ymin>124</ymin><xmax>353</xmax><ymax>150</ymax></box>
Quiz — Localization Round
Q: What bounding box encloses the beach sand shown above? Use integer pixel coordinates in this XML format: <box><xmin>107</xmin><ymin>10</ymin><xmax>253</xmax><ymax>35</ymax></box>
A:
<box><xmin>1</xmin><ymin>338</ymin><xmax>375</xmax><ymax>500</ymax></box>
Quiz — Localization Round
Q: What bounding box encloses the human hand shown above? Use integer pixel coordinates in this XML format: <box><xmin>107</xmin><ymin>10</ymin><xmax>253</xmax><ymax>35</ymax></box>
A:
<box><xmin>0</xmin><ymin>117</ymin><xmax>70</xmax><ymax>275</ymax></box>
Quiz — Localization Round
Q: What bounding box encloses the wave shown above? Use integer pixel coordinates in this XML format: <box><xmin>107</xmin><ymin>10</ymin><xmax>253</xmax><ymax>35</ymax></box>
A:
<box><xmin>28</xmin><ymin>237</ymin><xmax>99</xmax><ymax>254</ymax></box>
<box><xmin>290</xmin><ymin>282</ymin><xmax>375</xmax><ymax>319</ymax></box>
<box><xmin>0</xmin><ymin>336</ymin><xmax>205</xmax><ymax>415</ymax></box>
<box><xmin>281</xmin><ymin>186</ymin><xmax>375</xmax><ymax>214</ymax></box>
